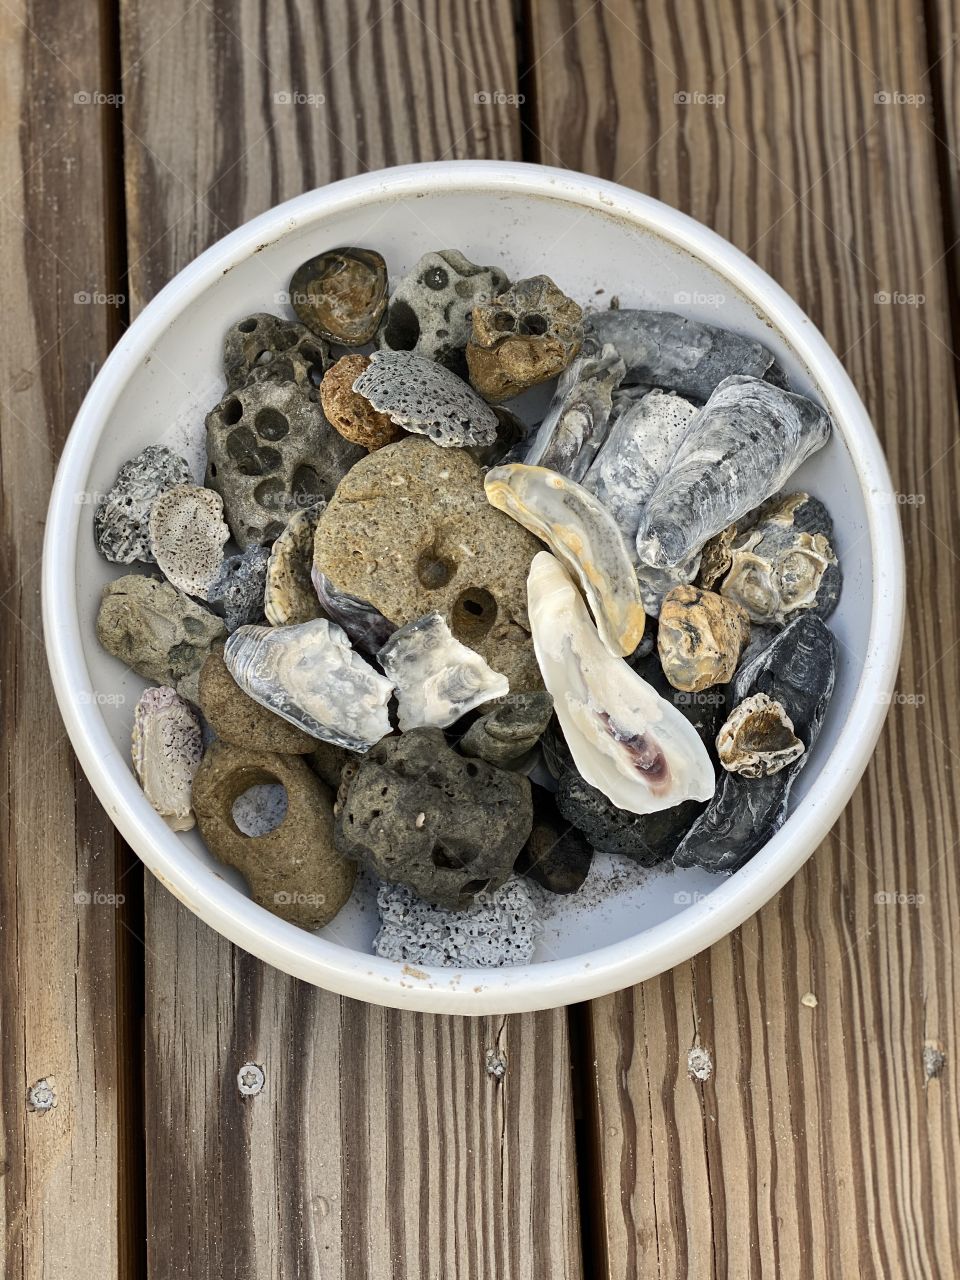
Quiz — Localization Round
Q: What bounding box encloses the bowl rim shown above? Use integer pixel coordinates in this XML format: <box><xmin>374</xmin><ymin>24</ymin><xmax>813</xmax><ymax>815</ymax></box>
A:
<box><xmin>42</xmin><ymin>160</ymin><xmax>905</xmax><ymax>1014</ymax></box>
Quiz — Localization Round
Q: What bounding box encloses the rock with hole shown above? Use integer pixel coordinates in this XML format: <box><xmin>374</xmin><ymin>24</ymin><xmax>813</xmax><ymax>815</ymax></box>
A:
<box><xmin>334</xmin><ymin>727</ymin><xmax>533</xmax><ymax>910</ymax></box>
<box><xmin>377</xmin><ymin>249</ymin><xmax>509</xmax><ymax>375</ymax></box>
<box><xmin>466</xmin><ymin>275</ymin><xmax>584</xmax><ymax>401</ymax></box>
<box><xmin>313</xmin><ymin>436</ymin><xmax>543</xmax><ymax>689</ymax></box>
<box><xmin>191</xmin><ymin>741</ymin><xmax>355</xmax><ymax>929</ymax></box>
<box><xmin>222</xmin><ymin>312</ymin><xmax>329</xmax><ymax>392</ymax></box>
<box><xmin>205</xmin><ymin>378</ymin><xmax>363</xmax><ymax>547</ymax></box>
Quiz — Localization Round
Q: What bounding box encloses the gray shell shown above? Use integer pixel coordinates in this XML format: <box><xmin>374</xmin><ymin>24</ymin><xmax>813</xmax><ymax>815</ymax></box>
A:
<box><xmin>352</xmin><ymin>351</ymin><xmax>498</xmax><ymax>447</ymax></box>
<box><xmin>94</xmin><ymin>446</ymin><xmax>192</xmax><ymax>564</ymax></box>
<box><xmin>131</xmin><ymin>686</ymin><xmax>203</xmax><ymax>831</ymax></box>
<box><xmin>224</xmin><ymin>619</ymin><xmax>394</xmax><ymax>752</ymax></box>
<box><xmin>148</xmin><ymin>484</ymin><xmax>230</xmax><ymax>598</ymax></box>
<box><xmin>264</xmin><ymin>507</ymin><xmax>325</xmax><ymax>627</ymax></box>
<box><xmin>374</xmin><ymin>879</ymin><xmax>540</xmax><ymax>968</ymax></box>
<box><xmin>635</xmin><ymin>376</ymin><xmax>832</xmax><ymax>570</ymax></box>
<box><xmin>673</xmin><ymin>613</ymin><xmax>836</xmax><ymax>873</ymax></box>
<box><xmin>522</xmin><ymin>343</ymin><xmax>625</xmax><ymax>480</ymax></box>
<box><xmin>377</xmin><ymin>249</ymin><xmax>509</xmax><ymax>375</ymax></box>
<box><xmin>584</xmin><ymin>309</ymin><xmax>775</xmax><ymax>400</ymax></box>
<box><xmin>584</xmin><ymin>388</ymin><xmax>697</xmax><ymax>545</ymax></box>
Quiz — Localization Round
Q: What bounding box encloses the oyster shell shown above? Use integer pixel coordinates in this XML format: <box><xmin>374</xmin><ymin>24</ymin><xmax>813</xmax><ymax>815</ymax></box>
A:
<box><xmin>265</xmin><ymin>507</ymin><xmax>324</xmax><ymax>626</ymax></box>
<box><xmin>522</xmin><ymin>343</ymin><xmax>625</xmax><ymax>480</ymax></box>
<box><xmin>719</xmin><ymin>492</ymin><xmax>841</xmax><ymax>625</ymax></box>
<box><xmin>584</xmin><ymin>309</ymin><xmax>775</xmax><ymax>400</ymax></box>
<box><xmin>674</xmin><ymin>613</ymin><xmax>836</xmax><ymax>872</ymax></box>
<box><xmin>527</xmin><ymin>552</ymin><xmax>714</xmax><ymax>815</ymax></box>
<box><xmin>131</xmin><ymin>686</ymin><xmax>203</xmax><ymax>831</ymax></box>
<box><xmin>224</xmin><ymin>619</ymin><xmax>393</xmax><ymax>751</ymax></box>
<box><xmin>377</xmin><ymin>612</ymin><xmax>509</xmax><ymax>731</ymax></box>
<box><xmin>584</xmin><ymin>389</ymin><xmax>697</xmax><ymax>544</ymax></box>
<box><xmin>352</xmin><ymin>350</ymin><xmax>498</xmax><ymax>447</ymax></box>
<box><xmin>635</xmin><ymin>376</ymin><xmax>832</xmax><ymax>570</ymax></box>
<box><xmin>288</xmin><ymin>246</ymin><xmax>388</xmax><ymax>344</ymax></box>
<box><xmin>310</xmin><ymin>565</ymin><xmax>396</xmax><ymax>654</ymax></box>
<box><xmin>657</xmin><ymin>585</ymin><xmax>750</xmax><ymax>692</ymax></box>
<box><xmin>485</xmin><ymin>464</ymin><xmax>646</xmax><ymax>657</ymax></box>
<box><xmin>716</xmin><ymin>692</ymin><xmax>804</xmax><ymax>777</ymax></box>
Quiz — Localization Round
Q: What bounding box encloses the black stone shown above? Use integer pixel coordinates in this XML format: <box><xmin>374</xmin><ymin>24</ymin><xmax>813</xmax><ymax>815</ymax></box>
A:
<box><xmin>516</xmin><ymin>786</ymin><xmax>593</xmax><ymax>894</ymax></box>
<box><xmin>674</xmin><ymin>613</ymin><xmax>836</xmax><ymax>873</ymax></box>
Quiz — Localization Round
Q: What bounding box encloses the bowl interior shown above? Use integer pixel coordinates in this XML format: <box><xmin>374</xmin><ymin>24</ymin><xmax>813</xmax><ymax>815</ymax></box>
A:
<box><xmin>64</xmin><ymin>175</ymin><xmax>880</xmax><ymax>991</ymax></box>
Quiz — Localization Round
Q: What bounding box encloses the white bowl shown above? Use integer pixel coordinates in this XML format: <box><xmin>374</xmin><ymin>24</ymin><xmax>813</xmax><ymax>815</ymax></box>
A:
<box><xmin>43</xmin><ymin>161</ymin><xmax>904</xmax><ymax>1014</ymax></box>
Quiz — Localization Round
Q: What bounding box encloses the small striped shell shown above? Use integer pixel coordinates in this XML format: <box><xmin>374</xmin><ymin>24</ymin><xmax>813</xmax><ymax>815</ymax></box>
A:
<box><xmin>131</xmin><ymin>687</ymin><xmax>203</xmax><ymax>831</ymax></box>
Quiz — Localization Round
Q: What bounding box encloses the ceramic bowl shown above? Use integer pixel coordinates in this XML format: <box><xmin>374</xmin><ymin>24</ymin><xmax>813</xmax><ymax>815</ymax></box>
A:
<box><xmin>43</xmin><ymin>162</ymin><xmax>904</xmax><ymax>1013</ymax></box>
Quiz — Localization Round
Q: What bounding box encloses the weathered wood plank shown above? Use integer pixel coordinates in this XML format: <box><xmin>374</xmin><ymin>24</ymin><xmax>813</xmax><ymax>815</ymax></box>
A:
<box><xmin>528</xmin><ymin>1</ymin><xmax>960</xmax><ymax>1275</ymax></box>
<box><xmin>118</xmin><ymin>2</ymin><xmax>582</xmax><ymax>1276</ymax></box>
<box><xmin>0</xmin><ymin>2</ymin><xmax>131</xmax><ymax>1277</ymax></box>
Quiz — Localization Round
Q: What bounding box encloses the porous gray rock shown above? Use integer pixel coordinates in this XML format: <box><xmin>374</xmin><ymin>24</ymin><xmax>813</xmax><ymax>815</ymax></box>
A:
<box><xmin>373</xmin><ymin>878</ymin><xmax>540</xmax><ymax>968</ymax></box>
<box><xmin>207</xmin><ymin>544</ymin><xmax>269</xmax><ymax>631</ymax></box>
<box><xmin>352</xmin><ymin>351</ymin><xmax>498</xmax><ymax>448</ymax></box>
<box><xmin>222</xmin><ymin>312</ymin><xmax>328</xmax><ymax>392</ymax></box>
<box><xmin>334</xmin><ymin>728</ymin><xmax>533</xmax><ymax>910</ymax></box>
<box><xmin>205</xmin><ymin>378</ymin><xmax>363</xmax><ymax>547</ymax></box>
<box><xmin>94</xmin><ymin>446</ymin><xmax>191</xmax><ymax>564</ymax></box>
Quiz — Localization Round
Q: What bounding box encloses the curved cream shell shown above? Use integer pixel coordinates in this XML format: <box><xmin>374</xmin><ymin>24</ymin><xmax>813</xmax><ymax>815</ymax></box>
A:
<box><xmin>527</xmin><ymin>552</ymin><xmax>714</xmax><ymax>814</ymax></box>
<box><xmin>485</xmin><ymin>463</ymin><xmax>646</xmax><ymax>657</ymax></box>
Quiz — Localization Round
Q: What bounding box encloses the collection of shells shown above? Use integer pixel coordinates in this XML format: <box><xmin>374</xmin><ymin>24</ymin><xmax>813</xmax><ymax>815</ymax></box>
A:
<box><xmin>93</xmin><ymin>244</ymin><xmax>840</xmax><ymax>969</ymax></box>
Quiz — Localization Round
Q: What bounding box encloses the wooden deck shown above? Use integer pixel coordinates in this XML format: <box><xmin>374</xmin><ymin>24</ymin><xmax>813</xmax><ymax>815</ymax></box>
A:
<box><xmin>2</xmin><ymin>2</ymin><xmax>958</xmax><ymax>1275</ymax></box>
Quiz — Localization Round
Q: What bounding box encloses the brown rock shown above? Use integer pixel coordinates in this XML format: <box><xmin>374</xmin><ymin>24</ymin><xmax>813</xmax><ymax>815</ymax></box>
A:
<box><xmin>313</xmin><ymin>436</ymin><xmax>543</xmax><ymax>690</ymax></box>
<box><xmin>319</xmin><ymin>355</ymin><xmax>403</xmax><ymax>450</ymax></box>
<box><xmin>192</xmin><ymin>741</ymin><xmax>355</xmax><ymax>929</ymax></box>
<box><xmin>197</xmin><ymin>648</ymin><xmax>314</xmax><ymax>753</ymax></box>
<box><xmin>466</xmin><ymin>275</ymin><xmax>583</xmax><ymax>402</ymax></box>
<box><xmin>657</xmin><ymin>584</ymin><xmax>750</xmax><ymax>692</ymax></box>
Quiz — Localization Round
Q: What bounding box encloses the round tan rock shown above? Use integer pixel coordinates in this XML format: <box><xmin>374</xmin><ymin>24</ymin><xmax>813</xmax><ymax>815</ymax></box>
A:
<box><xmin>657</xmin><ymin>584</ymin><xmax>750</xmax><ymax>692</ymax></box>
<box><xmin>313</xmin><ymin>436</ymin><xmax>543</xmax><ymax>689</ymax></box>
<box><xmin>192</xmin><ymin>741</ymin><xmax>355</xmax><ymax>930</ymax></box>
<box><xmin>319</xmin><ymin>355</ymin><xmax>403</xmax><ymax>451</ymax></box>
<box><xmin>197</xmin><ymin>648</ymin><xmax>314</xmax><ymax>753</ymax></box>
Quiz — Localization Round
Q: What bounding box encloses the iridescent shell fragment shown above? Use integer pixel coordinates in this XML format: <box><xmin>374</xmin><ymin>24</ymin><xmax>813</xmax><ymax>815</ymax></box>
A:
<box><xmin>485</xmin><ymin>463</ymin><xmax>646</xmax><ymax>657</ymax></box>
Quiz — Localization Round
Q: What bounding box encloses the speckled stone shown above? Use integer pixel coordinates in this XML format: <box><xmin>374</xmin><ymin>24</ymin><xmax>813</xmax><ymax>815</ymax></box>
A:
<box><xmin>313</xmin><ymin>436</ymin><xmax>543</xmax><ymax>690</ymax></box>
<box><xmin>319</xmin><ymin>354</ymin><xmax>403</xmax><ymax>450</ymax></box>
<box><xmin>94</xmin><ymin>446</ymin><xmax>191</xmax><ymax>564</ymax></box>
<box><xmin>466</xmin><ymin>275</ymin><xmax>584</xmax><ymax>401</ymax></box>
<box><xmin>374</xmin><ymin>878</ymin><xmax>540</xmax><ymax>968</ymax></box>
<box><xmin>148</xmin><ymin>484</ymin><xmax>230</xmax><ymax>598</ymax></box>
<box><xmin>197</xmin><ymin>648</ymin><xmax>315</xmax><ymax>754</ymax></box>
<box><xmin>334</xmin><ymin>727</ymin><xmax>533</xmax><ymax>910</ymax></box>
<box><xmin>192</xmin><ymin>741</ymin><xmax>355</xmax><ymax>929</ymax></box>
<box><xmin>206</xmin><ymin>544</ymin><xmax>269</xmax><ymax>632</ymax></box>
<box><xmin>96</xmin><ymin>575</ymin><xmax>226</xmax><ymax>694</ymax></box>
<box><xmin>205</xmin><ymin>378</ymin><xmax>364</xmax><ymax>547</ymax></box>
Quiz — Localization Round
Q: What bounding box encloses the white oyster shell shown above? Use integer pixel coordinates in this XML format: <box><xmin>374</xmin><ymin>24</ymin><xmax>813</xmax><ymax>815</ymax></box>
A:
<box><xmin>485</xmin><ymin>463</ymin><xmax>646</xmax><ymax>657</ymax></box>
<box><xmin>264</xmin><ymin>506</ymin><xmax>324</xmax><ymax>626</ymax></box>
<box><xmin>527</xmin><ymin>552</ymin><xmax>714</xmax><ymax>814</ymax></box>
<box><xmin>148</xmin><ymin>484</ymin><xmax>230</xmax><ymax>598</ymax></box>
<box><xmin>377</xmin><ymin>612</ymin><xmax>509</xmax><ymax>731</ymax></box>
<box><xmin>716</xmin><ymin>692</ymin><xmax>805</xmax><ymax>777</ymax></box>
<box><xmin>131</xmin><ymin>686</ymin><xmax>203</xmax><ymax>831</ymax></box>
<box><xmin>224</xmin><ymin>619</ymin><xmax>393</xmax><ymax>751</ymax></box>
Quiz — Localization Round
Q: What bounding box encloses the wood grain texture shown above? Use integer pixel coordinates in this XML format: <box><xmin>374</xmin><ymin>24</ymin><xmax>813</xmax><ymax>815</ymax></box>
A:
<box><xmin>528</xmin><ymin>1</ymin><xmax>960</xmax><ymax>1276</ymax></box>
<box><xmin>0</xmin><ymin>2</ymin><xmax>131</xmax><ymax>1277</ymax></box>
<box><xmin>118</xmin><ymin>2</ymin><xmax>582</xmax><ymax>1276</ymax></box>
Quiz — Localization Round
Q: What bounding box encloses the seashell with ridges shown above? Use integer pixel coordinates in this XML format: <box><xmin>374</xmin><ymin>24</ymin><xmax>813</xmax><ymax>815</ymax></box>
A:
<box><xmin>224</xmin><ymin>619</ymin><xmax>393</xmax><ymax>752</ymax></box>
<box><xmin>526</xmin><ymin>552</ymin><xmax>714</xmax><ymax>815</ymax></box>
<box><xmin>377</xmin><ymin>612</ymin><xmax>508</xmax><ymax>731</ymax></box>
<box><xmin>352</xmin><ymin>350</ymin><xmax>498</xmax><ymax>447</ymax></box>
<box><xmin>635</xmin><ymin>376</ymin><xmax>832</xmax><ymax>570</ymax></box>
<box><xmin>522</xmin><ymin>343</ymin><xmax>625</xmax><ymax>480</ymax></box>
<box><xmin>716</xmin><ymin>692</ymin><xmax>805</xmax><ymax>777</ymax></box>
<box><xmin>484</xmin><ymin>463</ymin><xmax>646</xmax><ymax>657</ymax></box>
<box><xmin>132</xmin><ymin>686</ymin><xmax>203</xmax><ymax>831</ymax></box>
